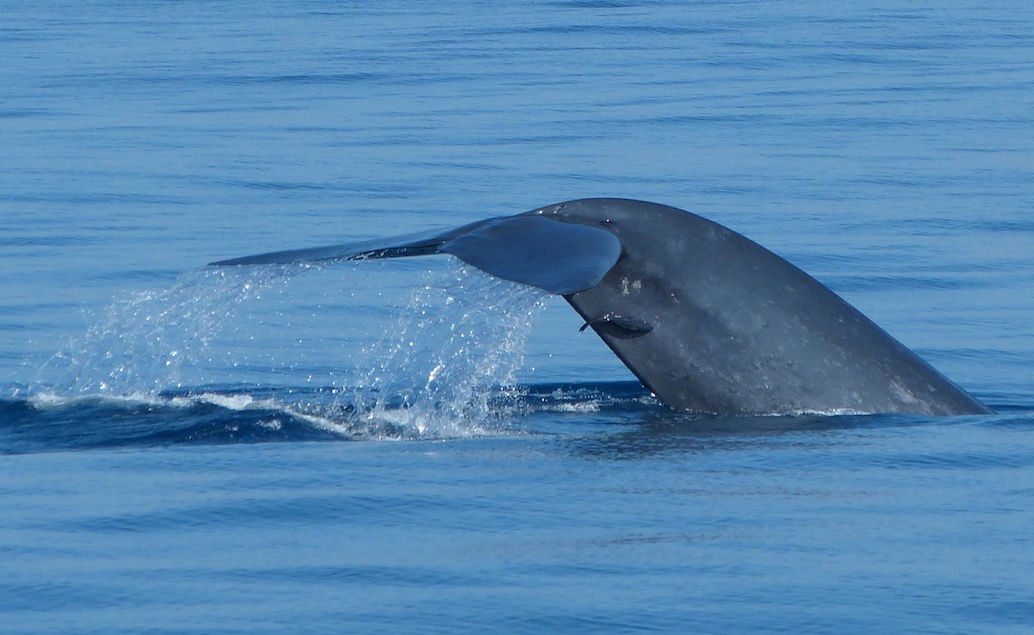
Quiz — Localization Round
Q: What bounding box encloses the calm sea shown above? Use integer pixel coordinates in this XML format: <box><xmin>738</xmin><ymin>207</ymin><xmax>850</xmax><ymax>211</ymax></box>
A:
<box><xmin>2</xmin><ymin>2</ymin><xmax>1033</xmax><ymax>632</ymax></box>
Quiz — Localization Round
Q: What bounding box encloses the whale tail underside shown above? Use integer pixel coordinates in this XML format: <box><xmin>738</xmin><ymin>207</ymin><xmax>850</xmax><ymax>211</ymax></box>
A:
<box><xmin>211</xmin><ymin>214</ymin><xmax>621</xmax><ymax>297</ymax></box>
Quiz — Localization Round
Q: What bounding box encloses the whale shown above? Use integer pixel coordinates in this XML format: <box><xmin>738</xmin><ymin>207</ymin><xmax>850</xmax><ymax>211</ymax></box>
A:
<box><xmin>211</xmin><ymin>198</ymin><xmax>991</xmax><ymax>416</ymax></box>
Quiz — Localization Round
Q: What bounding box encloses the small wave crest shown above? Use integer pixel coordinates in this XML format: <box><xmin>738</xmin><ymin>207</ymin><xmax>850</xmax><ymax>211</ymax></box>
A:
<box><xmin>1</xmin><ymin>390</ymin><xmax>349</xmax><ymax>454</ymax></box>
<box><xmin>0</xmin><ymin>380</ymin><xmax>656</xmax><ymax>453</ymax></box>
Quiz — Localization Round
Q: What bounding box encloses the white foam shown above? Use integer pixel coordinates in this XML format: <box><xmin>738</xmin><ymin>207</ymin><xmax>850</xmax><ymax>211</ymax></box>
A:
<box><xmin>551</xmin><ymin>402</ymin><xmax>602</xmax><ymax>413</ymax></box>
<box><xmin>194</xmin><ymin>393</ymin><xmax>255</xmax><ymax>411</ymax></box>
<box><xmin>779</xmin><ymin>407</ymin><xmax>873</xmax><ymax>417</ymax></box>
<box><xmin>28</xmin><ymin>390</ymin><xmax>170</xmax><ymax>410</ymax></box>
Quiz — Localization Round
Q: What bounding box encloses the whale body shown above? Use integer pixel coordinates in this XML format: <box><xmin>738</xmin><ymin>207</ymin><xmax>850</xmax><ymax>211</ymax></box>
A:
<box><xmin>211</xmin><ymin>198</ymin><xmax>990</xmax><ymax>416</ymax></box>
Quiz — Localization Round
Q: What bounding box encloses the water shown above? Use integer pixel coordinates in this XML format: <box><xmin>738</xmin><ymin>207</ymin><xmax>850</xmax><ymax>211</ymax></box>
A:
<box><xmin>3</xmin><ymin>1</ymin><xmax>1034</xmax><ymax>632</ymax></box>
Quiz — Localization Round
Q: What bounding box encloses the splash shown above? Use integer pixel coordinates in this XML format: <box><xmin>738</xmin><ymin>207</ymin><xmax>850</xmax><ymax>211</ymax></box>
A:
<box><xmin>30</xmin><ymin>260</ymin><xmax>549</xmax><ymax>439</ymax></box>
<box><xmin>351</xmin><ymin>265</ymin><xmax>547</xmax><ymax>437</ymax></box>
<box><xmin>34</xmin><ymin>265</ymin><xmax>303</xmax><ymax>395</ymax></box>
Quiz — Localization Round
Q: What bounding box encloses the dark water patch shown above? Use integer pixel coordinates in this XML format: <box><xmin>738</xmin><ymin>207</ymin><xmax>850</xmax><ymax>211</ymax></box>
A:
<box><xmin>44</xmin><ymin>491</ymin><xmax>438</xmax><ymax>534</ymax></box>
<box><xmin>453</xmin><ymin>24</ymin><xmax>731</xmax><ymax>38</ymax></box>
<box><xmin>865</xmin><ymin>448</ymin><xmax>1034</xmax><ymax>471</ymax></box>
<box><xmin>824</xmin><ymin>273</ymin><xmax>987</xmax><ymax>292</ymax></box>
<box><xmin>566</xmin><ymin>412</ymin><xmax>903</xmax><ymax>461</ymax></box>
<box><xmin>227</xmin><ymin>72</ymin><xmax>382</xmax><ymax>86</ymax></box>
<box><xmin>616</xmin><ymin>410</ymin><xmax>1034</xmax><ymax>471</ymax></box>
<box><xmin>0</xmin><ymin>234</ymin><xmax>104</xmax><ymax>248</ymax></box>
<box><xmin>0</xmin><ymin>580</ymin><xmax>132</xmax><ymax>613</ymax></box>
<box><xmin>44</xmin><ymin>71</ymin><xmax>383</xmax><ymax>90</ymax></box>
<box><xmin>0</xmin><ymin>108</ymin><xmax>50</xmax><ymax>119</ymax></box>
<box><xmin>173</xmin><ymin>103</ymin><xmax>298</xmax><ymax>115</ymax></box>
<box><xmin>217</xmin><ymin>176</ymin><xmax>420</xmax><ymax>196</ymax></box>
<box><xmin>215</xmin><ymin>563</ymin><xmax>495</xmax><ymax>588</ymax></box>
<box><xmin>0</xmin><ymin>396</ymin><xmax>34</xmax><ymax>419</ymax></box>
<box><xmin>84</xmin><ymin>268</ymin><xmax>186</xmax><ymax>284</ymax></box>
<box><xmin>973</xmin><ymin>406</ymin><xmax>1034</xmax><ymax>427</ymax></box>
<box><xmin>0</xmin><ymin>191</ymin><xmax>191</xmax><ymax>206</ymax></box>
<box><xmin>548</xmin><ymin>0</ymin><xmax>647</xmax><ymax>8</ymax></box>
<box><xmin>36</xmin><ymin>470</ymin><xmax>551</xmax><ymax>536</ymax></box>
<box><xmin>563</xmin><ymin>408</ymin><xmax>1034</xmax><ymax>465</ymax></box>
<box><xmin>893</xmin><ymin>217</ymin><xmax>1034</xmax><ymax>235</ymax></box>
<box><xmin>402</xmin><ymin>159</ymin><xmax>507</xmax><ymax>172</ymax></box>
<box><xmin>0</xmin><ymin>322</ymin><xmax>43</xmax><ymax>332</ymax></box>
<box><xmin>501</xmin><ymin>612</ymin><xmax>655</xmax><ymax>634</ymax></box>
<box><xmin>949</xmin><ymin>597</ymin><xmax>1034</xmax><ymax>629</ymax></box>
<box><xmin>0</xmin><ymin>395</ymin><xmax>349</xmax><ymax>455</ymax></box>
<box><xmin>0</xmin><ymin>381</ymin><xmax>650</xmax><ymax>455</ymax></box>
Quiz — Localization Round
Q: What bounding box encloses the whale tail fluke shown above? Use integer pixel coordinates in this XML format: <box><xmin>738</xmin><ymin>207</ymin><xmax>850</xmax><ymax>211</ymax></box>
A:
<box><xmin>210</xmin><ymin>214</ymin><xmax>621</xmax><ymax>296</ymax></box>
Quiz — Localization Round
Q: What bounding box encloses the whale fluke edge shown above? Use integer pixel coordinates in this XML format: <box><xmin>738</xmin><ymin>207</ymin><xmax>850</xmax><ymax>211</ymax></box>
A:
<box><xmin>211</xmin><ymin>198</ymin><xmax>991</xmax><ymax>416</ymax></box>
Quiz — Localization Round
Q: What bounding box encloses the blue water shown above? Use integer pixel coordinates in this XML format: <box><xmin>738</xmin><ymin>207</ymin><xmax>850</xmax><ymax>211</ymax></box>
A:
<box><xmin>3</xmin><ymin>1</ymin><xmax>1034</xmax><ymax>632</ymax></box>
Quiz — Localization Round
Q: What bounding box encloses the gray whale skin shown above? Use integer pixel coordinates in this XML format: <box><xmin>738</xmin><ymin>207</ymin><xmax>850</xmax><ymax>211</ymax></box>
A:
<box><xmin>211</xmin><ymin>198</ymin><xmax>991</xmax><ymax>416</ymax></box>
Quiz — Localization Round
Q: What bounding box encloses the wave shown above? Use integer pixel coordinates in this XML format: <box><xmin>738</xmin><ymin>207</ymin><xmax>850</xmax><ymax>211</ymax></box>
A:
<box><xmin>0</xmin><ymin>381</ymin><xmax>658</xmax><ymax>454</ymax></box>
<box><xmin>5</xmin><ymin>381</ymin><xmax>1029</xmax><ymax>455</ymax></box>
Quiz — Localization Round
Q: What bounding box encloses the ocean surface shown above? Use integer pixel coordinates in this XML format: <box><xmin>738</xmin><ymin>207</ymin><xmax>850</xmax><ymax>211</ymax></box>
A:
<box><xmin>3</xmin><ymin>1</ymin><xmax>1034</xmax><ymax>632</ymax></box>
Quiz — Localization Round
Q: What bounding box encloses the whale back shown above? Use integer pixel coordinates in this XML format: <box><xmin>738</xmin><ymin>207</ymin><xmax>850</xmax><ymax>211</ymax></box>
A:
<box><xmin>530</xmin><ymin>199</ymin><xmax>989</xmax><ymax>415</ymax></box>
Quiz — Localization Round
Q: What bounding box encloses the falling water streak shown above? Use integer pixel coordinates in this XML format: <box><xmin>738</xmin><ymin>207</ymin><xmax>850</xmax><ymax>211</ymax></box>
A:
<box><xmin>31</xmin><ymin>265</ymin><xmax>306</xmax><ymax>397</ymax></box>
<box><xmin>349</xmin><ymin>265</ymin><xmax>548</xmax><ymax>438</ymax></box>
<box><xmin>26</xmin><ymin>260</ymin><xmax>549</xmax><ymax>440</ymax></box>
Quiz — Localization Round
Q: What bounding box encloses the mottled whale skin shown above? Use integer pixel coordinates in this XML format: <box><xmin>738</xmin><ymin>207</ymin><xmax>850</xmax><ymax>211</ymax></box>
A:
<box><xmin>211</xmin><ymin>198</ymin><xmax>990</xmax><ymax>416</ymax></box>
<box><xmin>528</xmin><ymin>199</ymin><xmax>989</xmax><ymax>416</ymax></box>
